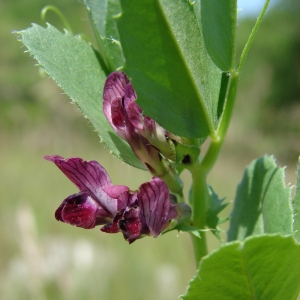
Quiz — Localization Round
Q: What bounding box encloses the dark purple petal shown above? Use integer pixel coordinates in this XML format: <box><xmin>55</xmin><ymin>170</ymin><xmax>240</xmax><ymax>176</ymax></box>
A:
<box><xmin>123</xmin><ymin>121</ymin><xmax>164</xmax><ymax>174</ymax></box>
<box><xmin>103</xmin><ymin>71</ymin><xmax>129</xmax><ymax>114</ymax></box>
<box><xmin>103</xmin><ymin>72</ymin><xmax>129</xmax><ymax>140</ymax></box>
<box><xmin>118</xmin><ymin>202</ymin><xmax>149</xmax><ymax>244</ymax></box>
<box><xmin>127</xmin><ymin>190</ymin><xmax>139</xmax><ymax>206</ymax></box>
<box><xmin>123</xmin><ymin>84</ymin><xmax>144</xmax><ymax>129</ymax></box>
<box><xmin>138</xmin><ymin>177</ymin><xmax>170</xmax><ymax>237</ymax></box>
<box><xmin>123</xmin><ymin>83</ymin><xmax>137</xmax><ymax>106</ymax></box>
<box><xmin>101</xmin><ymin>201</ymin><xmax>149</xmax><ymax>243</ymax></box>
<box><xmin>101</xmin><ymin>210</ymin><xmax>123</xmax><ymax>234</ymax></box>
<box><xmin>44</xmin><ymin>155</ymin><xmax>118</xmax><ymax>215</ymax></box>
<box><xmin>167</xmin><ymin>203</ymin><xmax>180</xmax><ymax>221</ymax></box>
<box><xmin>101</xmin><ymin>177</ymin><xmax>178</xmax><ymax>242</ymax></box>
<box><xmin>111</xmin><ymin>98</ymin><xmax>127</xmax><ymax>129</ymax></box>
<box><xmin>55</xmin><ymin>192</ymin><xmax>112</xmax><ymax>229</ymax></box>
<box><xmin>103</xmin><ymin>72</ymin><xmax>141</xmax><ymax>133</ymax></box>
<box><xmin>126</xmin><ymin>102</ymin><xmax>144</xmax><ymax>131</ymax></box>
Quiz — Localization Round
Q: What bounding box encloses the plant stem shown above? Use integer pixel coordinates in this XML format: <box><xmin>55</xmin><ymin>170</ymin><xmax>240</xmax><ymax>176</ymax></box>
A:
<box><xmin>190</xmin><ymin>162</ymin><xmax>208</xmax><ymax>264</ymax></box>
<box><xmin>237</xmin><ymin>0</ymin><xmax>271</xmax><ymax>72</ymax></box>
<box><xmin>41</xmin><ymin>6</ymin><xmax>73</xmax><ymax>34</ymax></box>
<box><xmin>85</xmin><ymin>7</ymin><xmax>111</xmax><ymax>74</ymax></box>
<box><xmin>190</xmin><ymin>72</ymin><xmax>239</xmax><ymax>265</ymax></box>
<box><xmin>201</xmin><ymin>71</ymin><xmax>239</xmax><ymax>174</ymax></box>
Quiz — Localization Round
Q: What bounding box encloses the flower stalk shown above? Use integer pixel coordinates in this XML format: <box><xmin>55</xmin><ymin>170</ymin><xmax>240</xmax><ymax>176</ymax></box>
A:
<box><xmin>189</xmin><ymin>161</ymin><xmax>209</xmax><ymax>264</ymax></box>
<box><xmin>188</xmin><ymin>72</ymin><xmax>239</xmax><ymax>264</ymax></box>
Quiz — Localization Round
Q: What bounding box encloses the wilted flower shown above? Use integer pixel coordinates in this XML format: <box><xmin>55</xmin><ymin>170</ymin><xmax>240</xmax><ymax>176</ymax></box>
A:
<box><xmin>44</xmin><ymin>155</ymin><xmax>187</xmax><ymax>243</ymax></box>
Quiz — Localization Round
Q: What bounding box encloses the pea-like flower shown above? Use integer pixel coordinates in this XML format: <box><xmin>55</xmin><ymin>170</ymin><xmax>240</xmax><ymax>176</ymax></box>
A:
<box><xmin>103</xmin><ymin>71</ymin><xmax>183</xmax><ymax>194</ymax></box>
<box><xmin>44</xmin><ymin>155</ymin><xmax>184</xmax><ymax>243</ymax></box>
<box><xmin>101</xmin><ymin>176</ymin><xmax>180</xmax><ymax>243</ymax></box>
<box><xmin>103</xmin><ymin>72</ymin><xmax>176</xmax><ymax>162</ymax></box>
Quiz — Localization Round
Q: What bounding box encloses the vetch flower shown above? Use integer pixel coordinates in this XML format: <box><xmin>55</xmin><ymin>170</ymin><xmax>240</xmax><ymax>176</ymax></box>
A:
<box><xmin>44</xmin><ymin>155</ymin><xmax>188</xmax><ymax>243</ymax></box>
<box><xmin>44</xmin><ymin>155</ymin><xmax>124</xmax><ymax>228</ymax></box>
<box><xmin>103</xmin><ymin>72</ymin><xmax>177</xmax><ymax>161</ymax></box>
<box><xmin>102</xmin><ymin>177</ymin><xmax>174</xmax><ymax>243</ymax></box>
<box><xmin>103</xmin><ymin>71</ymin><xmax>183</xmax><ymax>194</ymax></box>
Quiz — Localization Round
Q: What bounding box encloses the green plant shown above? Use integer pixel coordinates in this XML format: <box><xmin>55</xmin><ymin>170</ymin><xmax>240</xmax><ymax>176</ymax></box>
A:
<box><xmin>17</xmin><ymin>0</ymin><xmax>300</xmax><ymax>298</ymax></box>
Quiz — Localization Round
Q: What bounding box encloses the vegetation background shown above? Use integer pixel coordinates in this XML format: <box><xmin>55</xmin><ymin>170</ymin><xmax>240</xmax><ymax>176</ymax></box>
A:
<box><xmin>0</xmin><ymin>0</ymin><xmax>299</xmax><ymax>299</ymax></box>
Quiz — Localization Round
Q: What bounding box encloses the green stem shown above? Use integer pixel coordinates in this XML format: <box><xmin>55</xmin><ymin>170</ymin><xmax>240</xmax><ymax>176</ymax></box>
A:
<box><xmin>84</xmin><ymin>8</ymin><xmax>112</xmax><ymax>75</ymax></box>
<box><xmin>190</xmin><ymin>162</ymin><xmax>208</xmax><ymax>264</ymax></box>
<box><xmin>201</xmin><ymin>71</ymin><xmax>239</xmax><ymax>174</ymax></box>
<box><xmin>237</xmin><ymin>0</ymin><xmax>271</xmax><ymax>72</ymax></box>
<box><xmin>41</xmin><ymin>6</ymin><xmax>73</xmax><ymax>34</ymax></box>
<box><xmin>189</xmin><ymin>72</ymin><xmax>239</xmax><ymax>265</ymax></box>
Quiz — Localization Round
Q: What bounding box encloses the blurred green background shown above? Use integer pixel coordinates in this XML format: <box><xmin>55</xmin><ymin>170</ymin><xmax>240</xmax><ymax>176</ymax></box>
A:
<box><xmin>0</xmin><ymin>0</ymin><xmax>299</xmax><ymax>299</ymax></box>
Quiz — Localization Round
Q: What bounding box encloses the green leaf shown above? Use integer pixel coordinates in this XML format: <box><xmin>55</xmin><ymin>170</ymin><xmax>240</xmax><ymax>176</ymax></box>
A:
<box><xmin>228</xmin><ymin>156</ymin><xmax>293</xmax><ymax>241</ymax></box>
<box><xmin>117</xmin><ymin>0</ymin><xmax>221</xmax><ymax>138</ymax></box>
<box><xmin>182</xmin><ymin>235</ymin><xmax>300</xmax><ymax>300</ymax></box>
<box><xmin>165</xmin><ymin>224</ymin><xmax>202</xmax><ymax>239</ymax></box>
<box><xmin>200</xmin><ymin>0</ymin><xmax>237</xmax><ymax>71</ymax></box>
<box><xmin>84</xmin><ymin>0</ymin><xmax>124</xmax><ymax>71</ymax></box>
<box><xmin>18</xmin><ymin>24</ymin><xmax>146</xmax><ymax>170</ymax></box>
<box><xmin>293</xmin><ymin>157</ymin><xmax>300</xmax><ymax>243</ymax></box>
<box><xmin>206</xmin><ymin>186</ymin><xmax>228</xmax><ymax>241</ymax></box>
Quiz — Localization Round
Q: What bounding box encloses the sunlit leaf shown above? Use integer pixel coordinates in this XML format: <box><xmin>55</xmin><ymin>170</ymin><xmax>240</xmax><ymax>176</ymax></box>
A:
<box><xmin>117</xmin><ymin>0</ymin><xmax>221</xmax><ymax>138</ymax></box>
<box><xmin>228</xmin><ymin>156</ymin><xmax>293</xmax><ymax>241</ymax></box>
<box><xmin>200</xmin><ymin>0</ymin><xmax>237</xmax><ymax>71</ymax></box>
<box><xmin>19</xmin><ymin>24</ymin><xmax>146</xmax><ymax>169</ymax></box>
<box><xmin>182</xmin><ymin>235</ymin><xmax>300</xmax><ymax>300</ymax></box>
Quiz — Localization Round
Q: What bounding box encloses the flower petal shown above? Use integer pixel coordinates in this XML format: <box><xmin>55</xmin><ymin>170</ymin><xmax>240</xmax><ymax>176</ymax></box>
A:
<box><xmin>122</xmin><ymin>84</ymin><xmax>144</xmax><ymax>130</ymax></box>
<box><xmin>44</xmin><ymin>155</ymin><xmax>118</xmax><ymax>215</ymax></box>
<box><xmin>101</xmin><ymin>201</ymin><xmax>149</xmax><ymax>243</ymax></box>
<box><xmin>56</xmin><ymin>192</ymin><xmax>112</xmax><ymax>229</ymax></box>
<box><xmin>111</xmin><ymin>98</ymin><xmax>127</xmax><ymax>130</ymax></box>
<box><xmin>138</xmin><ymin>177</ymin><xmax>170</xmax><ymax>237</ymax></box>
<box><xmin>100</xmin><ymin>210</ymin><xmax>123</xmax><ymax>234</ymax></box>
<box><xmin>118</xmin><ymin>202</ymin><xmax>149</xmax><ymax>244</ymax></box>
<box><xmin>123</xmin><ymin>121</ymin><xmax>165</xmax><ymax>175</ymax></box>
<box><xmin>103</xmin><ymin>71</ymin><xmax>129</xmax><ymax>139</ymax></box>
<box><xmin>103</xmin><ymin>185</ymin><xmax>129</xmax><ymax>199</ymax></box>
<box><xmin>103</xmin><ymin>185</ymin><xmax>136</xmax><ymax>211</ymax></box>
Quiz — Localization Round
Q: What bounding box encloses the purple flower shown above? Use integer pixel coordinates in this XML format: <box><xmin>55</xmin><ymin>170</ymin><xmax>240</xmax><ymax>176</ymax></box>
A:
<box><xmin>44</xmin><ymin>155</ymin><xmax>125</xmax><ymax>228</ymax></box>
<box><xmin>103</xmin><ymin>72</ymin><xmax>177</xmax><ymax>173</ymax></box>
<box><xmin>102</xmin><ymin>177</ymin><xmax>173</xmax><ymax>243</ymax></box>
<box><xmin>44</xmin><ymin>155</ymin><xmax>183</xmax><ymax>243</ymax></box>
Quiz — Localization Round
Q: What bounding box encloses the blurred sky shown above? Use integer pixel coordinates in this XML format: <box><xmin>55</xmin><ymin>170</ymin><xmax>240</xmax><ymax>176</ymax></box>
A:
<box><xmin>238</xmin><ymin>0</ymin><xmax>277</xmax><ymax>18</ymax></box>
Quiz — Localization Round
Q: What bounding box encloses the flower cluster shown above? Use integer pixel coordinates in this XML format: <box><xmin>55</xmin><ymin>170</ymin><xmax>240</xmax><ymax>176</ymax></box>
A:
<box><xmin>45</xmin><ymin>155</ymin><xmax>183</xmax><ymax>243</ymax></box>
<box><xmin>46</xmin><ymin>71</ymin><xmax>191</xmax><ymax>243</ymax></box>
